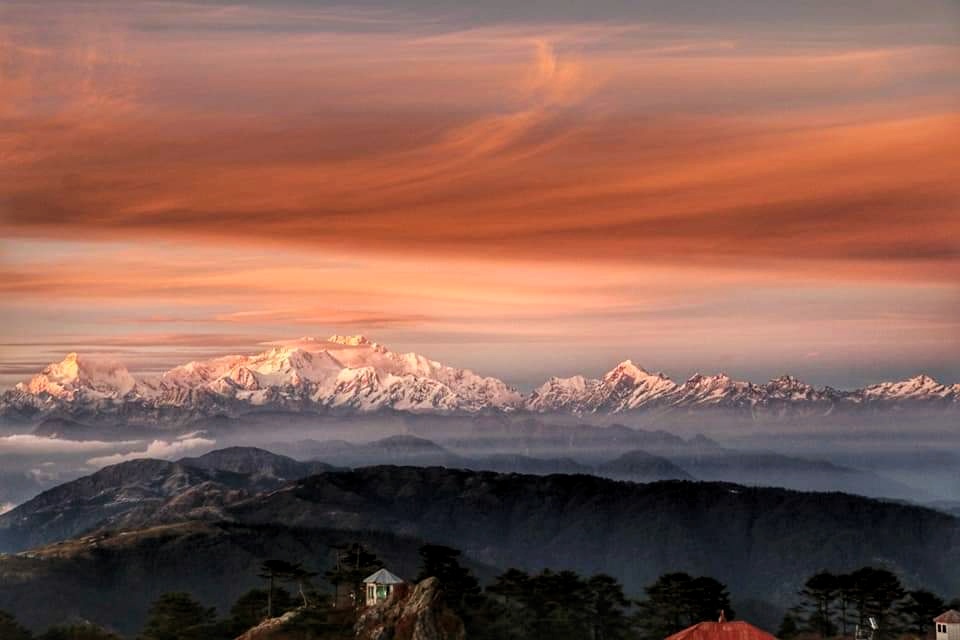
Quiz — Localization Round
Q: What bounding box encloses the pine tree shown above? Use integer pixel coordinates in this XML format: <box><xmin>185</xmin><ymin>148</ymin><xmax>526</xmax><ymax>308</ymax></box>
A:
<box><xmin>258</xmin><ymin>559</ymin><xmax>300</xmax><ymax>619</ymax></box>
<box><xmin>487</xmin><ymin>569</ymin><xmax>533</xmax><ymax>639</ymax></box>
<box><xmin>778</xmin><ymin>614</ymin><xmax>801</xmax><ymax>639</ymax></box>
<box><xmin>416</xmin><ymin>544</ymin><xmax>481</xmax><ymax>614</ymax></box>
<box><xmin>587</xmin><ymin>574</ymin><xmax>633</xmax><ymax>640</ymax></box>
<box><xmin>634</xmin><ymin>572</ymin><xmax>733</xmax><ymax>640</ymax></box>
<box><xmin>287</xmin><ymin>566</ymin><xmax>320</xmax><ymax>608</ymax></box>
<box><xmin>799</xmin><ymin>571</ymin><xmax>840</xmax><ymax>638</ymax></box>
<box><xmin>140</xmin><ymin>592</ymin><xmax>215</xmax><ymax>640</ymax></box>
<box><xmin>847</xmin><ymin>567</ymin><xmax>906</xmax><ymax>639</ymax></box>
<box><xmin>837</xmin><ymin>572</ymin><xmax>856</xmax><ymax>636</ymax></box>
<box><xmin>324</xmin><ymin>542</ymin><xmax>383</xmax><ymax>608</ymax></box>
<box><xmin>899</xmin><ymin>590</ymin><xmax>945</xmax><ymax>637</ymax></box>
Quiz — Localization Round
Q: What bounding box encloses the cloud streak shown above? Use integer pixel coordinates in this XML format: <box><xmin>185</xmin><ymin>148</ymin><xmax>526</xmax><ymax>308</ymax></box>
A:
<box><xmin>1</xmin><ymin>0</ymin><xmax>958</xmax><ymax>388</ymax></box>
<box><xmin>2</xmin><ymin>3</ymin><xmax>957</xmax><ymax>280</ymax></box>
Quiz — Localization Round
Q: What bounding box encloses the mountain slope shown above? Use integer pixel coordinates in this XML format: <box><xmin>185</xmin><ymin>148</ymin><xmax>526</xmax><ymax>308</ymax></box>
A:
<box><xmin>596</xmin><ymin>450</ymin><xmax>694</xmax><ymax>482</ymax></box>
<box><xmin>298</xmin><ymin>434</ymin><xmax>467</xmax><ymax>468</ymax></box>
<box><xmin>0</xmin><ymin>447</ymin><xmax>334</xmax><ymax>553</ymax></box>
<box><xmin>0</xmin><ymin>428</ymin><xmax>928</xmax><ymax>556</ymax></box>
<box><xmin>178</xmin><ymin>446</ymin><xmax>334</xmax><ymax>480</ymax></box>
<box><xmin>226</xmin><ymin>467</ymin><xmax>960</xmax><ymax>609</ymax></box>
<box><xmin>0</xmin><ymin>521</ymin><xmax>447</xmax><ymax>634</ymax></box>
<box><xmin>665</xmin><ymin>448</ymin><xmax>926</xmax><ymax>499</ymax></box>
<box><xmin>2</xmin><ymin>468</ymin><xmax>955</xmax><ymax>633</ymax></box>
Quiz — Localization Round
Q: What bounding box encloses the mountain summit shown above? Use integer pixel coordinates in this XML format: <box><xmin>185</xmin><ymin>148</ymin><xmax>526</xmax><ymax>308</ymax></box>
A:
<box><xmin>19</xmin><ymin>352</ymin><xmax>137</xmax><ymax>400</ymax></box>
<box><xmin>1</xmin><ymin>336</ymin><xmax>956</xmax><ymax>425</ymax></box>
<box><xmin>3</xmin><ymin>336</ymin><xmax>523</xmax><ymax>424</ymax></box>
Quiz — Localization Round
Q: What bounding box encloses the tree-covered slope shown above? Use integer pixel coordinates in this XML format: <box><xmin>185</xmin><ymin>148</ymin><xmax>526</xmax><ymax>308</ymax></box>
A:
<box><xmin>228</xmin><ymin>467</ymin><xmax>960</xmax><ymax>608</ymax></box>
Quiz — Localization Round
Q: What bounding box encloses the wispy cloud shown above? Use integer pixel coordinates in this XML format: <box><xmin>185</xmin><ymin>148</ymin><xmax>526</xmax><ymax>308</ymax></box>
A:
<box><xmin>3</xmin><ymin>3</ymin><xmax>957</xmax><ymax>279</ymax></box>
<box><xmin>0</xmin><ymin>0</ymin><xmax>958</xmax><ymax>388</ymax></box>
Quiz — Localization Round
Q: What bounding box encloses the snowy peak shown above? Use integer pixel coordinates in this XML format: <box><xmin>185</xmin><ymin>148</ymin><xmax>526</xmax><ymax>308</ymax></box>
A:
<box><xmin>767</xmin><ymin>375</ymin><xmax>806</xmax><ymax>389</ymax></box>
<box><xmin>269</xmin><ymin>335</ymin><xmax>387</xmax><ymax>354</ymax></box>
<box><xmin>2</xmin><ymin>341</ymin><xmax>957</xmax><ymax>422</ymax></box>
<box><xmin>4</xmin><ymin>335</ymin><xmax>524</xmax><ymax>419</ymax></box>
<box><xmin>667</xmin><ymin>372</ymin><xmax>760</xmax><ymax>409</ymax></box>
<box><xmin>241</xmin><ymin>346</ymin><xmax>342</xmax><ymax>385</ymax></box>
<box><xmin>683</xmin><ymin>372</ymin><xmax>734</xmax><ymax>388</ymax></box>
<box><xmin>763</xmin><ymin>375</ymin><xmax>821</xmax><ymax>402</ymax></box>
<box><xmin>16</xmin><ymin>352</ymin><xmax>136</xmax><ymax>400</ymax></box>
<box><xmin>862</xmin><ymin>374</ymin><xmax>952</xmax><ymax>400</ymax></box>
<box><xmin>526</xmin><ymin>375</ymin><xmax>599</xmax><ymax>413</ymax></box>
<box><xmin>526</xmin><ymin>361</ymin><xmax>680</xmax><ymax>414</ymax></box>
<box><xmin>525</xmin><ymin>364</ymin><xmax>958</xmax><ymax>415</ymax></box>
<box><xmin>602</xmin><ymin>361</ymin><xmax>678</xmax><ymax>412</ymax></box>
<box><xmin>326</xmin><ymin>334</ymin><xmax>382</xmax><ymax>349</ymax></box>
<box><xmin>603</xmin><ymin>360</ymin><xmax>650</xmax><ymax>381</ymax></box>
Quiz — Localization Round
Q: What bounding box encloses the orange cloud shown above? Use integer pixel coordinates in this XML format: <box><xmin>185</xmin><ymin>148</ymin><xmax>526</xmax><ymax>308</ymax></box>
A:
<box><xmin>1</xmin><ymin>0</ymin><xmax>958</xmax><ymax>387</ymax></box>
<box><xmin>3</xmin><ymin>20</ymin><xmax>957</xmax><ymax>276</ymax></box>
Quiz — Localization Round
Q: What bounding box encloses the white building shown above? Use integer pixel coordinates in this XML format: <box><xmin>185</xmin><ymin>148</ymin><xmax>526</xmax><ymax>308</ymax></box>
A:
<box><xmin>363</xmin><ymin>568</ymin><xmax>406</xmax><ymax>606</ymax></box>
<box><xmin>935</xmin><ymin>610</ymin><xmax>960</xmax><ymax>640</ymax></box>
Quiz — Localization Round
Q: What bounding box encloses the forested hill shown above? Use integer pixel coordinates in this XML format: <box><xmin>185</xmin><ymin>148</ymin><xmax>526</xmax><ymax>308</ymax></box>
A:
<box><xmin>228</xmin><ymin>467</ymin><xmax>960</xmax><ymax>608</ymax></box>
<box><xmin>0</xmin><ymin>521</ymin><xmax>450</xmax><ymax>634</ymax></box>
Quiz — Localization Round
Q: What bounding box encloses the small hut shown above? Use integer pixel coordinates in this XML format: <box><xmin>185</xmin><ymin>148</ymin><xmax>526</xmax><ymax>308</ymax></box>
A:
<box><xmin>935</xmin><ymin>610</ymin><xmax>960</xmax><ymax>640</ymax></box>
<box><xmin>363</xmin><ymin>568</ymin><xmax>406</xmax><ymax>606</ymax></box>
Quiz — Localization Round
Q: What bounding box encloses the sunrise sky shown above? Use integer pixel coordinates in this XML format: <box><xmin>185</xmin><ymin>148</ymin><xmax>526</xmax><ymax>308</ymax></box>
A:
<box><xmin>1</xmin><ymin>0</ymin><xmax>958</xmax><ymax>390</ymax></box>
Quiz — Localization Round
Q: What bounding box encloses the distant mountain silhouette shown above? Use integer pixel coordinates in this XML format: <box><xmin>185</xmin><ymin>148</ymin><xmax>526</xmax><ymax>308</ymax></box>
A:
<box><xmin>288</xmin><ymin>432</ymin><xmax>927</xmax><ymax>501</ymax></box>
<box><xmin>179</xmin><ymin>445</ymin><xmax>334</xmax><ymax>479</ymax></box>
<box><xmin>596</xmin><ymin>450</ymin><xmax>694</xmax><ymax>481</ymax></box>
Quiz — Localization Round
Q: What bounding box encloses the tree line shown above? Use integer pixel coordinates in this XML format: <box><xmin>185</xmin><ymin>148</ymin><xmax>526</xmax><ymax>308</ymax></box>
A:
<box><xmin>1</xmin><ymin>543</ymin><xmax>956</xmax><ymax>640</ymax></box>
<box><xmin>781</xmin><ymin>567</ymin><xmax>960</xmax><ymax>640</ymax></box>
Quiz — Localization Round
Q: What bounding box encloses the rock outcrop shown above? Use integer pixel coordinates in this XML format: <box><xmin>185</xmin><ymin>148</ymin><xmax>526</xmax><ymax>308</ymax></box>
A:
<box><xmin>354</xmin><ymin>577</ymin><xmax>465</xmax><ymax>640</ymax></box>
<box><xmin>235</xmin><ymin>610</ymin><xmax>302</xmax><ymax>640</ymax></box>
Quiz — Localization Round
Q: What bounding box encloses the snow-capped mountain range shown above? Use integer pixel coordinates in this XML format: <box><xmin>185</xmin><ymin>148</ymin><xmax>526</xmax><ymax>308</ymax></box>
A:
<box><xmin>1</xmin><ymin>335</ymin><xmax>957</xmax><ymax>425</ymax></box>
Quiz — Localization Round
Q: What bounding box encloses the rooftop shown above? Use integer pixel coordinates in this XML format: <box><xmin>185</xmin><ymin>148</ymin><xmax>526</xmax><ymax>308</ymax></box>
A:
<box><xmin>935</xmin><ymin>610</ymin><xmax>960</xmax><ymax>624</ymax></box>
<box><xmin>666</xmin><ymin>616</ymin><xmax>776</xmax><ymax>640</ymax></box>
<box><xmin>363</xmin><ymin>568</ymin><xmax>405</xmax><ymax>585</ymax></box>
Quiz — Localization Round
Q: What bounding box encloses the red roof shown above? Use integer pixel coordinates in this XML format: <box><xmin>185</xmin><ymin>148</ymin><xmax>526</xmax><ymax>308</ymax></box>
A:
<box><xmin>666</xmin><ymin>620</ymin><xmax>777</xmax><ymax>640</ymax></box>
<box><xmin>935</xmin><ymin>610</ymin><xmax>960</xmax><ymax>624</ymax></box>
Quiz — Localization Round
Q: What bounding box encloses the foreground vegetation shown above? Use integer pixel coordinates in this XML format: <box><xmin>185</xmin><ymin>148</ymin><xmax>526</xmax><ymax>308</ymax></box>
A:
<box><xmin>782</xmin><ymin>568</ymin><xmax>960</xmax><ymax>640</ymax></box>
<box><xmin>1</xmin><ymin>542</ymin><xmax>956</xmax><ymax>640</ymax></box>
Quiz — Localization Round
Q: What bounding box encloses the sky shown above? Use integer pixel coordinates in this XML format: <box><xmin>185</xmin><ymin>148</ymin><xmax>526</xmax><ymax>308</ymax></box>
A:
<box><xmin>1</xmin><ymin>0</ymin><xmax>958</xmax><ymax>391</ymax></box>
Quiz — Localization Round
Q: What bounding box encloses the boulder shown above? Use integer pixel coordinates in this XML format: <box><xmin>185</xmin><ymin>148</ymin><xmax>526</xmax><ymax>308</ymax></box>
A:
<box><xmin>355</xmin><ymin>577</ymin><xmax>465</xmax><ymax>640</ymax></box>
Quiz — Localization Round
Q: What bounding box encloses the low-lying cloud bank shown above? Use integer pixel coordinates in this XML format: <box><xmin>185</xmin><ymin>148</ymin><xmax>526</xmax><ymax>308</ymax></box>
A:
<box><xmin>86</xmin><ymin>434</ymin><xmax>216</xmax><ymax>467</ymax></box>
<box><xmin>0</xmin><ymin>432</ymin><xmax>217</xmax><ymax>470</ymax></box>
<box><xmin>0</xmin><ymin>434</ymin><xmax>138</xmax><ymax>455</ymax></box>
